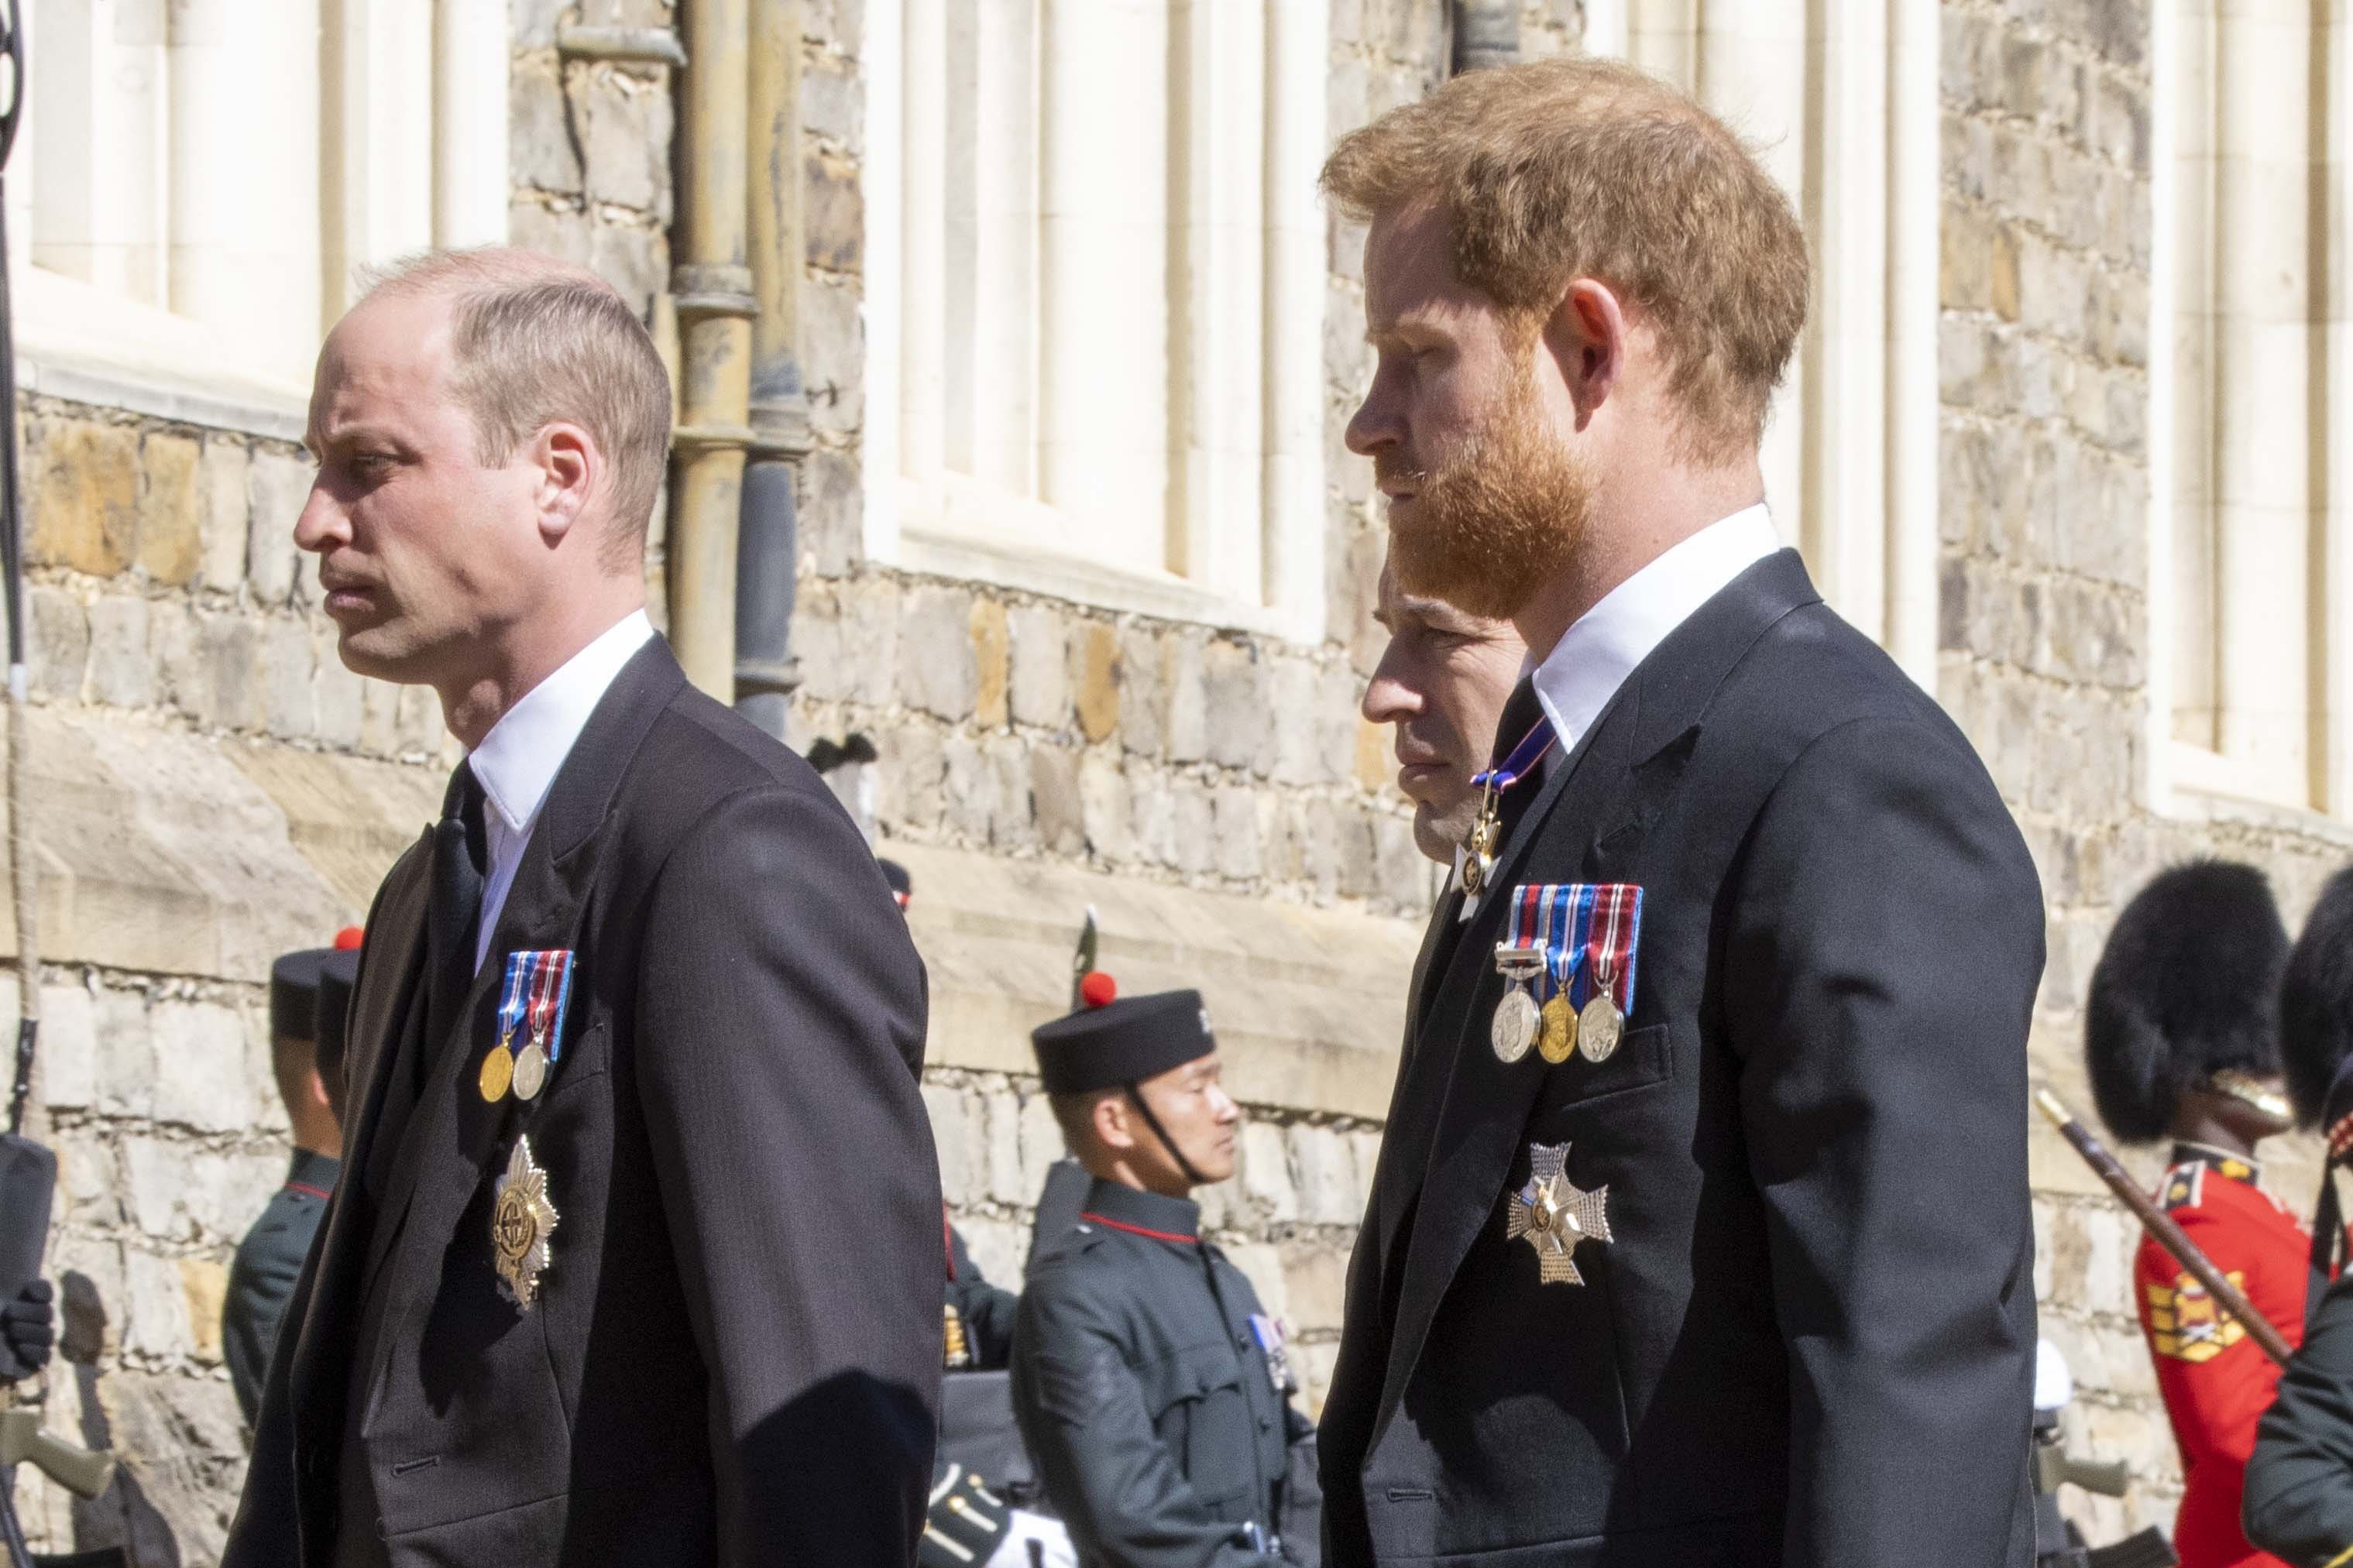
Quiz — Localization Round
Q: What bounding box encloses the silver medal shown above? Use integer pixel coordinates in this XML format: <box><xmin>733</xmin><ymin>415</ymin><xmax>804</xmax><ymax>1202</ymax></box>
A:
<box><xmin>1491</xmin><ymin>986</ymin><xmax>1540</xmax><ymax>1063</ymax></box>
<box><xmin>1576</xmin><ymin>994</ymin><xmax>1623</xmax><ymax>1063</ymax></box>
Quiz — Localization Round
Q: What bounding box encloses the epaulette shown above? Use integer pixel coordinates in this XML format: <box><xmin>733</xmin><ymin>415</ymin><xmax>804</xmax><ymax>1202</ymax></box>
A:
<box><xmin>919</xmin><ymin>1462</ymin><xmax>1012</xmax><ymax>1568</ymax></box>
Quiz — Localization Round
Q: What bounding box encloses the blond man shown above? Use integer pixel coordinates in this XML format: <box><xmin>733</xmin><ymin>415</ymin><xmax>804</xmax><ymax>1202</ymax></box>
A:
<box><xmin>1317</xmin><ymin>61</ymin><xmax>2042</xmax><ymax>1566</ymax></box>
<box><xmin>223</xmin><ymin>250</ymin><xmax>940</xmax><ymax>1568</ymax></box>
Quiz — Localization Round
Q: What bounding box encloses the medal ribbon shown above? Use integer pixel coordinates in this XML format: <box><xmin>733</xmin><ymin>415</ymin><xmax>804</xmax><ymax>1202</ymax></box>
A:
<box><xmin>1569</xmin><ymin>884</ymin><xmax>1644</xmax><ymax>1013</ymax></box>
<box><xmin>1503</xmin><ymin>886</ymin><xmax>1596</xmax><ymax>1005</ymax></box>
<box><xmin>1471</xmin><ymin>715</ymin><xmax>1559</xmax><ymax>797</ymax></box>
<box><xmin>495</xmin><ymin>951</ymin><xmax>533</xmax><ymax>1053</ymax></box>
<box><xmin>544</xmin><ymin>951</ymin><xmax>575</xmax><ymax>1062</ymax></box>
<box><xmin>524</xmin><ymin>952</ymin><xmax>563</xmax><ymax>1049</ymax></box>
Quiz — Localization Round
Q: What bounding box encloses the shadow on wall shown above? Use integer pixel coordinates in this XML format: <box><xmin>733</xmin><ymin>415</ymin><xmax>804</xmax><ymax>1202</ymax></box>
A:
<box><xmin>60</xmin><ymin>1271</ymin><xmax>180</xmax><ymax>1568</ymax></box>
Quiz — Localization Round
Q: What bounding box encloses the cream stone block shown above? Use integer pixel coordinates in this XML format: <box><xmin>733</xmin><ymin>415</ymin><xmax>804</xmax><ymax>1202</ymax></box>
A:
<box><xmin>888</xmin><ymin>839</ymin><xmax>1415</xmax><ymax>1120</ymax></box>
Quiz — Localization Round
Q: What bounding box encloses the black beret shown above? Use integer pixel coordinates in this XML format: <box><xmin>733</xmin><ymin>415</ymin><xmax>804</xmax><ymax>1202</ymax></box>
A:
<box><xmin>315</xmin><ymin>949</ymin><xmax>360</xmax><ymax>1088</ymax></box>
<box><xmin>2284</xmin><ymin>866</ymin><xmax>2353</xmax><ymax>1131</ymax></box>
<box><xmin>270</xmin><ymin>949</ymin><xmax>331</xmax><ymax>1041</ymax></box>
<box><xmin>880</xmin><ymin>859</ymin><xmax>912</xmax><ymax>902</ymax></box>
<box><xmin>1032</xmin><ymin>989</ymin><xmax>1215</xmax><ymax>1094</ymax></box>
<box><xmin>2086</xmin><ymin>859</ymin><xmax>2287</xmax><ymax>1144</ymax></box>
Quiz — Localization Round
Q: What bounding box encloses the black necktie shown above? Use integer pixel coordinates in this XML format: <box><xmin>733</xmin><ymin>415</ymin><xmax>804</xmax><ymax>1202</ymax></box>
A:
<box><xmin>424</xmin><ymin>760</ymin><xmax>488</xmax><ymax>1060</ymax></box>
<box><xmin>1487</xmin><ymin>676</ymin><xmax>1550</xmax><ymax>846</ymax></box>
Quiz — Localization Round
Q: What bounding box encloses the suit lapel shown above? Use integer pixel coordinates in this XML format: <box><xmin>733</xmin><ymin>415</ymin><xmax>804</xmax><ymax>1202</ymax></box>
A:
<box><xmin>1366</xmin><ymin>549</ymin><xmax>1822</xmax><ymax>1454</ymax></box>
<box><xmin>287</xmin><ymin>833</ymin><xmax>430</xmax><ymax>1443</ymax></box>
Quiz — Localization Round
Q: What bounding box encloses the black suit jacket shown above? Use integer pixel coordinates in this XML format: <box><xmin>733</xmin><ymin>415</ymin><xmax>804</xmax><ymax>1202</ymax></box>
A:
<box><xmin>224</xmin><ymin>639</ymin><xmax>941</xmax><ymax>1567</ymax></box>
<box><xmin>1319</xmin><ymin>551</ymin><xmax>2042</xmax><ymax>1566</ymax></box>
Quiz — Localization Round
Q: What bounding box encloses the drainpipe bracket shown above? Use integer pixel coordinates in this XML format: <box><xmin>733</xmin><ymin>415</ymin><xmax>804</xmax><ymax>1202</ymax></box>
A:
<box><xmin>672</xmin><ymin>422</ymin><xmax>757</xmax><ymax>454</ymax></box>
<box><xmin>673</xmin><ymin>264</ymin><xmax>758</xmax><ymax>321</ymax></box>
<box><xmin>556</xmin><ymin>23</ymin><xmax>689</xmax><ymax>67</ymax></box>
<box><xmin>734</xmin><ymin>657</ymin><xmax>803</xmax><ymax>699</ymax></box>
<box><xmin>748</xmin><ymin>396</ymin><xmax>813</xmax><ymax>460</ymax></box>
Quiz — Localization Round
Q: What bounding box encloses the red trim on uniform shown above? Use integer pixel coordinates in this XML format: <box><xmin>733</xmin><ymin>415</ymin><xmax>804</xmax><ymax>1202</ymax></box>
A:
<box><xmin>285</xmin><ymin>1182</ymin><xmax>331</xmax><ymax>1202</ymax></box>
<box><xmin>1080</xmin><ymin>1211</ymin><xmax>1199</xmax><ymax>1245</ymax></box>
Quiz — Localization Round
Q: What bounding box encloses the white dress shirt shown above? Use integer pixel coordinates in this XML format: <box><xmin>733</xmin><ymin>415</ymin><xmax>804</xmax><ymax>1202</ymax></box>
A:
<box><xmin>466</xmin><ymin>609</ymin><xmax>656</xmax><ymax>972</ymax></box>
<box><xmin>1457</xmin><ymin>504</ymin><xmax>1781</xmax><ymax>918</ymax></box>
<box><xmin>1527</xmin><ymin>503</ymin><xmax>1782</xmax><ymax>753</ymax></box>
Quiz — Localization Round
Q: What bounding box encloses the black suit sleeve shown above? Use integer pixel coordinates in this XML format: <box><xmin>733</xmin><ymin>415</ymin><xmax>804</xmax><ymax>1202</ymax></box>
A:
<box><xmin>2245</xmin><ymin>1275</ymin><xmax>2353</xmax><ymax>1565</ymax></box>
<box><xmin>1725</xmin><ymin>716</ymin><xmax>2042</xmax><ymax>1567</ymax></box>
<box><xmin>636</xmin><ymin>783</ymin><xmax>941</xmax><ymax>1567</ymax></box>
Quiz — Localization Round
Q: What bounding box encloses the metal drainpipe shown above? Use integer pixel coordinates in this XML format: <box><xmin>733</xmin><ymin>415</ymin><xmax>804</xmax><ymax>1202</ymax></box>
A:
<box><xmin>735</xmin><ymin>0</ymin><xmax>810</xmax><ymax>740</ymax></box>
<box><xmin>1451</xmin><ymin>0</ymin><xmax>1520</xmax><ymax>74</ymax></box>
<box><xmin>668</xmin><ymin>0</ymin><xmax>756</xmax><ymax>700</ymax></box>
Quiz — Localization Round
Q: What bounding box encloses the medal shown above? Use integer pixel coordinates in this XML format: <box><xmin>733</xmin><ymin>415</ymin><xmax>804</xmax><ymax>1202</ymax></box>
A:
<box><xmin>1491</xmin><ymin>944</ymin><xmax>1544</xmax><ymax>1063</ymax></box>
<box><xmin>479</xmin><ymin>951</ymin><xmax>534</xmax><ymax>1103</ymax></box>
<box><xmin>512</xmin><ymin>1041</ymin><xmax>549</xmax><ymax>1101</ymax></box>
<box><xmin>478</xmin><ymin>1046</ymin><xmax>514</xmax><ymax>1102</ymax></box>
<box><xmin>507</xmin><ymin>949</ymin><xmax>575</xmax><ymax>1102</ymax></box>
<box><xmin>1462</xmin><ymin>791</ymin><xmax>1499</xmax><ymax>897</ymax></box>
<box><xmin>1505</xmin><ymin>1141</ymin><xmax>1612</xmax><ymax>1286</ymax></box>
<box><xmin>491</xmin><ymin>1135</ymin><xmax>560</xmax><ymax>1308</ymax></box>
<box><xmin>1462</xmin><ymin>715</ymin><xmax>1558</xmax><ymax>901</ymax></box>
<box><xmin>1574</xmin><ymin>885</ymin><xmax>1640</xmax><ymax>1064</ymax></box>
<box><xmin>1491</xmin><ymin>986</ymin><xmax>1539</xmax><ymax>1062</ymax></box>
<box><xmin>1538</xmin><ymin>992</ymin><xmax>1578</xmax><ymax>1064</ymax></box>
<box><xmin>1249</xmin><ymin>1313</ymin><xmax>1298</xmax><ymax>1395</ymax></box>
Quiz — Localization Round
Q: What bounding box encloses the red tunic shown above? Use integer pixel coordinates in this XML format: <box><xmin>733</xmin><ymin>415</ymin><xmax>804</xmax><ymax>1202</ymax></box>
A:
<box><xmin>2134</xmin><ymin>1146</ymin><xmax>2310</xmax><ymax>1568</ymax></box>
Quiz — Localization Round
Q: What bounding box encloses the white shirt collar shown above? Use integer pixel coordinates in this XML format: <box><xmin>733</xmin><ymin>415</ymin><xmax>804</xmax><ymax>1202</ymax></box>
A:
<box><xmin>1527</xmin><ymin>504</ymin><xmax>1782</xmax><ymax>753</ymax></box>
<box><xmin>468</xmin><ymin>609</ymin><xmax>658</xmax><ymax>838</ymax></box>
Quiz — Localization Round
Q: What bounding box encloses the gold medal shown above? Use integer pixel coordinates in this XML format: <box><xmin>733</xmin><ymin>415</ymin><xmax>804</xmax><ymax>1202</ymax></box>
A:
<box><xmin>492</xmin><ymin>1135</ymin><xmax>559</xmax><ymax>1308</ymax></box>
<box><xmin>1578</xmin><ymin>994</ymin><xmax>1623</xmax><ymax>1063</ymax></box>
<box><xmin>1538</xmin><ymin>993</ymin><xmax>1578</xmax><ymax>1064</ymax></box>
<box><xmin>478</xmin><ymin>1042</ymin><xmax>514</xmax><ymax>1103</ymax></box>
<box><xmin>1506</xmin><ymin>1141</ymin><xmax>1612</xmax><ymax>1285</ymax></box>
<box><xmin>512</xmin><ymin>1038</ymin><xmax>550</xmax><ymax>1101</ymax></box>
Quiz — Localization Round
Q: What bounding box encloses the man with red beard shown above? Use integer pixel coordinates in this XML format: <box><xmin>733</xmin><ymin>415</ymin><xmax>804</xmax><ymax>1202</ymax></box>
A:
<box><xmin>1316</xmin><ymin>57</ymin><xmax>2044</xmax><ymax>1567</ymax></box>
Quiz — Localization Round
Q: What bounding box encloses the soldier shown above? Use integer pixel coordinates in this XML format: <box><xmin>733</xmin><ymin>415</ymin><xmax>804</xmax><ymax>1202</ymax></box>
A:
<box><xmin>225</xmin><ymin>935</ymin><xmax>359</xmax><ymax>1425</ymax></box>
<box><xmin>2085</xmin><ymin>860</ymin><xmax>2303</xmax><ymax>1568</ymax></box>
<box><xmin>1012</xmin><ymin>981</ymin><xmax>1310</xmax><ymax>1567</ymax></box>
<box><xmin>2244</xmin><ymin>866</ymin><xmax>2353</xmax><ymax>1564</ymax></box>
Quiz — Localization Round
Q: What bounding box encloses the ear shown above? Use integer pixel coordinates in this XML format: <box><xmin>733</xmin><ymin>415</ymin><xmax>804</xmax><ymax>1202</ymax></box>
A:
<box><xmin>304</xmin><ymin>1067</ymin><xmax>333</xmax><ymax>1115</ymax></box>
<box><xmin>531</xmin><ymin>421</ymin><xmax>599</xmax><ymax>547</ymax></box>
<box><xmin>1540</xmin><ymin>278</ymin><xmax>1627</xmax><ymax>430</ymax></box>
<box><xmin>1091</xmin><ymin>1092</ymin><xmax>1138</xmax><ymax>1154</ymax></box>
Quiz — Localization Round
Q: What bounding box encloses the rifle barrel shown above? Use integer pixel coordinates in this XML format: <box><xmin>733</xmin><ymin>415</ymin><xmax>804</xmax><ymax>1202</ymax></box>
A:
<box><xmin>2035</xmin><ymin>1089</ymin><xmax>2294</xmax><ymax>1367</ymax></box>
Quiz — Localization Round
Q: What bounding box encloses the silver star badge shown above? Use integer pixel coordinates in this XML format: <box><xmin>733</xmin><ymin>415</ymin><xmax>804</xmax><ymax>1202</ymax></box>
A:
<box><xmin>1505</xmin><ymin>1141</ymin><xmax>1611</xmax><ymax>1285</ymax></box>
<box><xmin>492</xmin><ymin>1135</ymin><xmax>560</xmax><ymax>1309</ymax></box>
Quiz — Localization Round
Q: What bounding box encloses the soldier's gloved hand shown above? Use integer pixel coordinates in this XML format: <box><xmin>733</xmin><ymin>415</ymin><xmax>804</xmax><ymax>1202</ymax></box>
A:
<box><xmin>0</xmin><ymin>1279</ymin><xmax>55</xmax><ymax>1380</ymax></box>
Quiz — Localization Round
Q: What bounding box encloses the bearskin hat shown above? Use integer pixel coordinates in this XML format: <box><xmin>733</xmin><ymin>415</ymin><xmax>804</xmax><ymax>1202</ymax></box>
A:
<box><xmin>2085</xmin><ymin>859</ymin><xmax>2288</xmax><ymax>1144</ymax></box>
<box><xmin>2282</xmin><ymin>866</ymin><xmax>2353</xmax><ymax>1128</ymax></box>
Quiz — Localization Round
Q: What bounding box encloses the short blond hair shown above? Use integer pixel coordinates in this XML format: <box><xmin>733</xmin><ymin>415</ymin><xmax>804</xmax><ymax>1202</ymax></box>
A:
<box><xmin>360</xmin><ymin>249</ymin><xmax>672</xmax><ymax>566</ymax></box>
<box><xmin>1321</xmin><ymin>57</ymin><xmax>1809</xmax><ymax>464</ymax></box>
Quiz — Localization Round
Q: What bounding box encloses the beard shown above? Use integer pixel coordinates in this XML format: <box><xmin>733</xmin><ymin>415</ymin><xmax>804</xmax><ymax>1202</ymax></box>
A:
<box><xmin>1383</xmin><ymin>369</ymin><xmax>1594</xmax><ymax>621</ymax></box>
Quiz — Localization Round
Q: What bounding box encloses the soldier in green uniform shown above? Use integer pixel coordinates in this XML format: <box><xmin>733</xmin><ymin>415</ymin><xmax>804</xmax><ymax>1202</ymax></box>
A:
<box><xmin>224</xmin><ymin>941</ymin><xmax>355</xmax><ymax>1425</ymax></box>
<box><xmin>1012</xmin><ymin>980</ymin><xmax>1311</xmax><ymax>1567</ymax></box>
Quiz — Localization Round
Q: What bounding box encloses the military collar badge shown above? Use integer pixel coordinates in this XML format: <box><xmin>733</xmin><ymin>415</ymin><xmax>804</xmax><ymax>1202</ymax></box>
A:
<box><xmin>493</xmin><ymin>1135</ymin><xmax>560</xmax><ymax>1309</ymax></box>
<box><xmin>479</xmin><ymin>949</ymin><xmax>577</xmax><ymax>1104</ymax></box>
<box><xmin>1506</xmin><ymin>1141</ymin><xmax>1611</xmax><ymax>1286</ymax></box>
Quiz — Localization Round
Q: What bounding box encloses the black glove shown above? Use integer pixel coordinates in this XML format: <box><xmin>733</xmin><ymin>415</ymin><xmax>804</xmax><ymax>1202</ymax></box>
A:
<box><xmin>0</xmin><ymin>1278</ymin><xmax>56</xmax><ymax>1379</ymax></box>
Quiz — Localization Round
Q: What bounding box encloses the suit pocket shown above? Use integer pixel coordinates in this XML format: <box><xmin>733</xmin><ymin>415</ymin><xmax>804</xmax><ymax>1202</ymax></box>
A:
<box><xmin>1141</xmin><ymin>1341</ymin><xmax>1257</xmax><ymax>1506</ymax></box>
<box><xmin>1551</xmin><ymin>1023</ymin><xmax>1671</xmax><ymax>1104</ymax></box>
